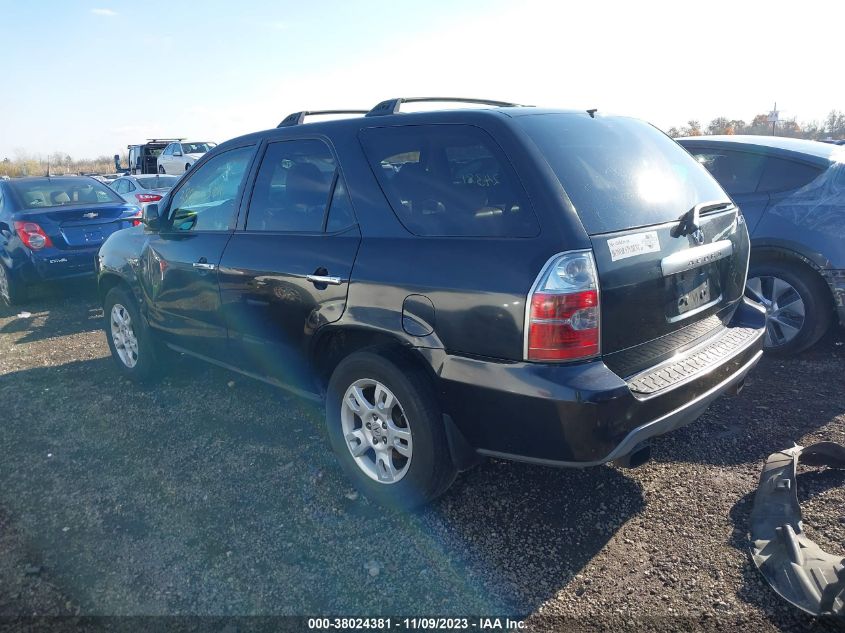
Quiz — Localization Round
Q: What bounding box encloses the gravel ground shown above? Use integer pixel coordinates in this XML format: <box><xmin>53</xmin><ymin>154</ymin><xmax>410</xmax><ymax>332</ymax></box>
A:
<box><xmin>1</xmin><ymin>282</ymin><xmax>844</xmax><ymax>631</ymax></box>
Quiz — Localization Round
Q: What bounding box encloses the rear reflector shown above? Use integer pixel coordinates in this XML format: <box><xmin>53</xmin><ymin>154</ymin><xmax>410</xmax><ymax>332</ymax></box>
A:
<box><xmin>526</xmin><ymin>251</ymin><xmax>600</xmax><ymax>361</ymax></box>
<box><xmin>14</xmin><ymin>221</ymin><xmax>53</xmax><ymax>250</ymax></box>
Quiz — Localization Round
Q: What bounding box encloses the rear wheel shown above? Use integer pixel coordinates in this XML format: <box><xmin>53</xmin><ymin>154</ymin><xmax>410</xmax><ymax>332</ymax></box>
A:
<box><xmin>746</xmin><ymin>261</ymin><xmax>832</xmax><ymax>356</ymax></box>
<box><xmin>0</xmin><ymin>262</ymin><xmax>26</xmax><ymax>307</ymax></box>
<box><xmin>158</xmin><ymin>165</ymin><xmax>166</xmax><ymax>174</ymax></box>
<box><xmin>103</xmin><ymin>286</ymin><xmax>159</xmax><ymax>380</ymax></box>
<box><xmin>326</xmin><ymin>350</ymin><xmax>456</xmax><ymax>509</ymax></box>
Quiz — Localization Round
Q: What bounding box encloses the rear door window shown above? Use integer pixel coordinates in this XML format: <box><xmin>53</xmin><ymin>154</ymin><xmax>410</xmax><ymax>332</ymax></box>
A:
<box><xmin>518</xmin><ymin>115</ymin><xmax>728</xmax><ymax>234</ymax></box>
<box><xmin>359</xmin><ymin>124</ymin><xmax>539</xmax><ymax>237</ymax></box>
<box><xmin>686</xmin><ymin>148</ymin><xmax>766</xmax><ymax>195</ymax></box>
<box><xmin>756</xmin><ymin>157</ymin><xmax>824</xmax><ymax>193</ymax></box>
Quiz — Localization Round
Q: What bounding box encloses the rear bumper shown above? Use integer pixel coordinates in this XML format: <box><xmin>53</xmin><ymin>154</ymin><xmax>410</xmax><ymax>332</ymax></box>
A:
<box><xmin>427</xmin><ymin>298</ymin><xmax>766</xmax><ymax>465</ymax></box>
<box><xmin>16</xmin><ymin>248</ymin><xmax>99</xmax><ymax>283</ymax></box>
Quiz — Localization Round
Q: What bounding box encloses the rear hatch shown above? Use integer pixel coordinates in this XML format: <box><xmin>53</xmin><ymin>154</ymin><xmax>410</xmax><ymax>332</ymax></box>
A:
<box><xmin>518</xmin><ymin>113</ymin><xmax>750</xmax><ymax>375</ymax></box>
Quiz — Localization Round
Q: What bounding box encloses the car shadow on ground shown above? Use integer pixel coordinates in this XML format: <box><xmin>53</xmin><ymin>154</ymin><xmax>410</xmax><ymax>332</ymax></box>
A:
<box><xmin>0</xmin><ymin>281</ymin><xmax>101</xmax><ymax>345</ymax></box>
<box><xmin>0</xmin><ymin>356</ymin><xmax>645</xmax><ymax>616</ymax></box>
<box><xmin>727</xmin><ymin>469</ymin><xmax>845</xmax><ymax>632</ymax></box>
<box><xmin>649</xmin><ymin>332</ymin><xmax>845</xmax><ymax>468</ymax></box>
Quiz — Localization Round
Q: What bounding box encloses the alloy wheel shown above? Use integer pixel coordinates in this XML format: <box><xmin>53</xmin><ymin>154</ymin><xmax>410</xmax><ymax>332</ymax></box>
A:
<box><xmin>340</xmin><ymin>379</ymin><xmax>412</xmax><ymax>484</ymax></box>
<box><xmin>110</xmin><ymin>303</ymin><xmax>139</xmax><ymax>368</ymax></box>
<box><xmin>746</xmin><ymin>275</ymin><xmax>806</xmax><ymax>348</ymax></box>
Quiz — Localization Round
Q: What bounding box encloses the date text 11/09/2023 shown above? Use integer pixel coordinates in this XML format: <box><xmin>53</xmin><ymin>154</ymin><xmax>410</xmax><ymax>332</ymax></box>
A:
<box><xmin>307</xmin><ymin>617</ymin><xmax>526</xmax><ymax>630</ymax></box>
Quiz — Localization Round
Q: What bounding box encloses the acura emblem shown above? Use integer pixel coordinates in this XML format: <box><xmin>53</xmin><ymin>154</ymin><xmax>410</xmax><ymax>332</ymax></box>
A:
<box><xmin>83</xmin><ymin>212</ymin><xmax>98</xmax><ymax>219</ymax></box>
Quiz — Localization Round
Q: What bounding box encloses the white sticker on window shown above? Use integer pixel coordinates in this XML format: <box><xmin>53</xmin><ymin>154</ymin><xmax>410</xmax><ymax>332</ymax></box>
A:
<box><xmin>607</xmin><ymin>231</ymin><xmax>660</xmax><ymax>262</ymax></box>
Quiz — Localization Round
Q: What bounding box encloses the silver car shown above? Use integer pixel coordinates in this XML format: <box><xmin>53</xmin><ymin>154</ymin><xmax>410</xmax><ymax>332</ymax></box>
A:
<box><xmin>109</xmin><ymin>174</ymin><xmax>180</xmax><ymax>212</ymax></box>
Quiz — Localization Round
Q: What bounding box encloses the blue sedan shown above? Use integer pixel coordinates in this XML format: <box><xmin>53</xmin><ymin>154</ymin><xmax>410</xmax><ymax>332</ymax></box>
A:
<box><xmin>678</xmin><ymin>136</ymin><xmax>845</xmax><ymax>355</ymax></box>
<box><xmin>0</xmin><ymin>176</ymin><xmax>141</xmax><ymax>306</ymax></box>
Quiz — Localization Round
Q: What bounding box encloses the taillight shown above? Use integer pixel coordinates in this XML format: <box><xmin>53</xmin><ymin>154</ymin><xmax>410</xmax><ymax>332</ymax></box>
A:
<box><xmin>135</xmin><ymin>193</ymin><xmax>162</xmax><ymax>203</ymax></box>
<box><xmin>127</xmin><ymin>208</ymin><xmax>143</xmax><ymax>227</ymax></box>
<box><xmin>526</xmin><ymin>251</ymin><xmax>600</xmax><ymax>361</ymax></box>
<box><xmin>14</xmin><ymin>221</ymin><xmax>53</xmax><ymax>250</ymax></box>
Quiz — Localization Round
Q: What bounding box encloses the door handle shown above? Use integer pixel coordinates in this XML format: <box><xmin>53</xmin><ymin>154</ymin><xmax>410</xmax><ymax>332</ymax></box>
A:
<box><xmin>193</xmin><ymin>258</ymin><xmax>216</xmax><ymax>271</ymax></box>
<box><xmin>306</xmin><ymin>274</ymin><xmax>344</xmax><ymax>286</ymax></box>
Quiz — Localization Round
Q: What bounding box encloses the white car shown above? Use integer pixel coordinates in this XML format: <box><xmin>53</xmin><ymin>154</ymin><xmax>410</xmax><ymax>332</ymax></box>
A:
<box><xmin>157</xmin><ymin>141</ymin><xmax>216</xmax><ymax>174</ymax></box>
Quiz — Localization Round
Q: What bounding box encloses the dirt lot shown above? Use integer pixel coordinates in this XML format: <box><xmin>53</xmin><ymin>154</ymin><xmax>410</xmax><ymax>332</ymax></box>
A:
<box><xmin>1</xmin><ymin>282</ymin><xmax>844</xmax><ymax>631</ymax></box>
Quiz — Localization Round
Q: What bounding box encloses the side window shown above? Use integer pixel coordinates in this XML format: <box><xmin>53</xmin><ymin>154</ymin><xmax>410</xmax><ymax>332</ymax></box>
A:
<box><xmin>167</xmin><ymin>145</ymin><xmax>253</xmax><ymax>232</ymax></box>
<box><xmin>174</xmin><ymin>144</ymin><xmax>182</xmax><ymax>156</ymax></box>
<box><xmin>689</xmin><ymin>149</ymin><xmax>766</xmax><ymax>195</ymax></box>
<box><xmin>245</xmin><ymin>139</ymin><xmax>336</xmax><ymax>232</ymax></box>
<box><xmin>162</xmin><ymin>145</ymin><xmax>172</xmax><ymax>156</ymax></box>
<box><xmin>756</xmin><ymin>157</ymin><xmax>823</xmax><ymax>193</ymax></box>
<box><xmin>126</xmin><ymin>181</ymin><xmax>136</xmax><ymax>192</ymax></box>
<box><xmin>359</xmin><ymin>124</ymin><xmax>539</xmax><ymax>237</ymax></box>
<box><xmin>112</xmin><ymin>180</ymin><xmax>126</xmax><ymax>194</ymax></box>
<box><xmin>326</xmin><ymin>177</ymin><xmax>355</xmax><ymax>232</ymax></box>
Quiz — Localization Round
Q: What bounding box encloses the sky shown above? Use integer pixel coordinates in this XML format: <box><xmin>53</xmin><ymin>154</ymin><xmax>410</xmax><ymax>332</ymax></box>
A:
<box><xmin>1</xmin><ymin>0</ymin><xmax>843</xmax><ymax>158</ymax></box>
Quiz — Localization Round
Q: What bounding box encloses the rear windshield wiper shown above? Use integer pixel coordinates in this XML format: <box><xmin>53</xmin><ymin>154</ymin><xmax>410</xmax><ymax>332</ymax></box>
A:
<box><xmin>671</xmin><ymin>201</ymin><xmax>735</xmax><ymax>238</ymax></box>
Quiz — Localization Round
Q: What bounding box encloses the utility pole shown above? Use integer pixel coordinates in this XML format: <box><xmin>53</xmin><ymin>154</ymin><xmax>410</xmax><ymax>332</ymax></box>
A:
<box><xmin>767</xmin><ymin>102</ymin><xmax>779</xmax><ymax>136</ymax></box>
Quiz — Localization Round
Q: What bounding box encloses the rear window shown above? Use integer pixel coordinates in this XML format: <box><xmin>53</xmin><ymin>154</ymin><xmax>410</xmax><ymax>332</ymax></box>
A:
<box><xmin>518</xmin><ymin>114</ymin><xmax>727</xmax><ymax>234</ymax></box>
<box><xmin>8</xmin><ymin>178</ymin><xmax>123</xmax><ymax>208</ymax></box>
<box><xmin>756</xmin><ymin>157</ymin><xmax>824</xmax><ymax>193</ymax></box>
<box><xmin>136</xmin><ymin>175</ymin><xmax>180</xmax><ymax>189</ymax></box>
<box><xmin>360</xmin><ymin>124</ymin><xmax>539</xmax><ymax>237</ymax></box>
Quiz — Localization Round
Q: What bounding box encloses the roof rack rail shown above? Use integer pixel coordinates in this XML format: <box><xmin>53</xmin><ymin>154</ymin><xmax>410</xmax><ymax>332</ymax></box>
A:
<box><xmin>146</xmin><ymin>138</ymin><xmax>184</xmax><ymax>142</ymax></box>
<box><xmin>277</xmin><ymin>110</ymin><xmax>369</xmax><ymax>128</ymax></box>
<box><xmin>365</xmin><ymin>97</ymin><xmax>524</xmax><ymax>117</ymax></box>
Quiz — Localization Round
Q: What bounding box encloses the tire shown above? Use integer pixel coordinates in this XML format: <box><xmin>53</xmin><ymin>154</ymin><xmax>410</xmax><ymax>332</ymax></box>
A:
<box><xmin>746</xmin><ymin>260</ymin><xmax>833</xmax><ymax>356</ymax></box>
<box><xmin>326</xmin><ymin>349</ymin><xmax>457</xmax><ymax>509</ymax></box>
<box><xmin>103</xmin><ymin>286</ymin><xmax>159</xmax><ymax>381</ymax></box>
<box><xmin>158</xmin><ymin>165</ymin><xmax>166</xmax><ymax>174</ymax></box>
<box><xmin>184</xmin><ymin>163</ymin><xmax>191</xmax><ymax>172</ymax></box>
<box><xmin>0</xmin><ymin>262</ymin><xmax>26</xmax><ymax>307</ymax></box>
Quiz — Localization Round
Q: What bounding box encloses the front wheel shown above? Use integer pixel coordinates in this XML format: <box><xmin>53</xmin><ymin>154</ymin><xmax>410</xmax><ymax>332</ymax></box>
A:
<box><xmin>184</xmin><ymin>163</ymin><xmax>191</xmax><ymax>172</ymax></box>
<box><xmin>0</xmin><ymin>262</ymin><xmax>26</xmax><ymax>307</ymax></box>
<box><xmin>746</xmin><ymin>261</ymin><xmax>832</xmax><ymax>356</ymax></box>
<box><xmin>103</xmin><ymin>286</ymin><xmax>159</xmax><ymax>380</ymax></box>
<box><xmin>326</xmin><ymin>350</ymin><xmax>456</xmax><ymax>509</ymax></box>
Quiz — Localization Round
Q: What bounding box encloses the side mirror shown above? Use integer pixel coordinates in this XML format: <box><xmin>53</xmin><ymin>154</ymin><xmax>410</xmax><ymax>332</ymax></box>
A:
<box><xmin>142</xmin><ymin>203</ymin><xmax>161</xmax><ymax>229</ymax></box>
<box><xmin>173</xmin><ymin>151</ymin><xmax>182</xmax><ymax>157</ymax></box>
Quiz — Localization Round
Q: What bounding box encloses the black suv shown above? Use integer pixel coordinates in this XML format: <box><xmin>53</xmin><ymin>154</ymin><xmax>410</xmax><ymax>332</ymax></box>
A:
<box><xmin>97</xmin><ymin>98</ymin><xmax>766</xmax><ymax>507</ymax></box>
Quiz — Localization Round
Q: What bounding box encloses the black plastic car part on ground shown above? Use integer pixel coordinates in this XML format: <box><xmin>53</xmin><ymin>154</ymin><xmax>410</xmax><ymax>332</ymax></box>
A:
<box><xmin>750</xmin><ymin>441</ymin><xmax>845</xmax><ymax>616</ymax></box>
<box><xmin>97</xmin><ymin>98</ymin><xmax>766</xmax><ymax>506</ymax></box>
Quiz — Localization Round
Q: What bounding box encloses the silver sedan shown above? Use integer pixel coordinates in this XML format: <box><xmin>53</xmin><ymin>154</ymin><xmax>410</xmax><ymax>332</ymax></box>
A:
<box><xmin>109</xmin><ymin>174</ymin><xmax>180</xmax><ymax>212</ymax></box>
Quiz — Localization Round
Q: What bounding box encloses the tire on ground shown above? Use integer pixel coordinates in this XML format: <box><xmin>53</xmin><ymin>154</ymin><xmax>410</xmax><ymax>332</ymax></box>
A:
<box><xmin>326</xmin><ymin>349</ymin><xmax>457</xmax><ymax>509</ymax></box>
<box><xmin>748</xmin><ymin>259</ymin><xmax>833</xmax><ymax>356</ymax></box>
<box><xmin>103</xmin><ymin>285</ymin><xmax>160</xmax><ymax>381</ymax></box>
<box><xmin>0</xmin><ymin>263</ymin><xmax>27</xmax><ymax>307</ymax></box>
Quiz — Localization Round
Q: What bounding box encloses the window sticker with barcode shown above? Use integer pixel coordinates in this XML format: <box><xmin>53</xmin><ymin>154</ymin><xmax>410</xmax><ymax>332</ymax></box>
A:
<box><xmin>606</xmin><ymin>231</ymin><xmax>660</xmax><ymax>262</ymax></box>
